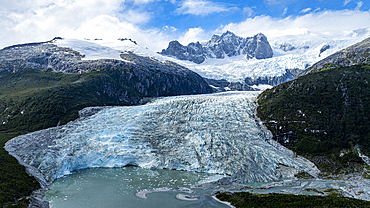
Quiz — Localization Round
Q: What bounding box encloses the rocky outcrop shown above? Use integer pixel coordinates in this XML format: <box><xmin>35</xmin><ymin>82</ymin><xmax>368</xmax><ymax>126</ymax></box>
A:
<box><xmin>160</xmin><ymin>31</ymin><xmax>273</xmax><ymax>64</ymax></box>
<box><xmin>301</xmin><ymin>36</ymin><xmax>370</xmax><ymax>76</ymax></box>
<box><xmin>205</xmin><ymin>78</ymin><xmax>256</xmax><ymax>91</ymax></box>
<box><xmin>244</xmin><ymin>68</ymin><xmax>304</xmax><ymax>86</ymax></box>
<box><xmin>319</xmin><ymin>44</ymin><xmax>330</xmax><ymax>57</ymax></box>
<box><xmin>276</xmin><ymin>43</ymin><xmax>309</xmax><ymax>52</ymax></box>
<box><xmin>204</xmin><ymin>68</ymin><xmax>304</xmax><ymax>91</ymax></box>
<box><xmin>0</xmin><ymin>42</ymin><xmax>85</xmax><ymax>73</ymax></box>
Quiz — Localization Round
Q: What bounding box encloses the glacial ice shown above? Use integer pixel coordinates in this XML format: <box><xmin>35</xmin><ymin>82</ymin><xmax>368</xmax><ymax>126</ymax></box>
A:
<box><xmin>5</xmin><ymin>91</ymin><xmax>318</xmax><ymax>183</ymax></box>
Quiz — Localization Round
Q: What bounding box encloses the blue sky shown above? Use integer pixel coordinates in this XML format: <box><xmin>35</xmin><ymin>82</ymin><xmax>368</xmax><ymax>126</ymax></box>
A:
<box><xmin>127</xmin><ymin>0</ymin><xmax>368</xmax><ymax>32</ymax></box>
<box><xmin>0</xmin><ymin>0</ymin><xmax>369</xmax><ymax>51</ymax></box>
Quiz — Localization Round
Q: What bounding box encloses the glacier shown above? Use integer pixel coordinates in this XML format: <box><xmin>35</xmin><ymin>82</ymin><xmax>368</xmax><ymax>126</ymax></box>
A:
<box><xmin>5</xmin><ymin>91</ymin><xmax>318</xmax><ymax>184</ymax></box>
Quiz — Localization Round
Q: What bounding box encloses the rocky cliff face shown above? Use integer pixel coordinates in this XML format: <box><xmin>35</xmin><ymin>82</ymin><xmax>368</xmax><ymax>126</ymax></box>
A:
<box><xmin>301</xmin><ymin>36</ymin><xmax>370</xmax><ymax>76</ymax></box>
<box><xmin>160</xmin><ymin>31</ymin><xmax>273</xmax><ymax>64</ymax></box>
<box><xmin>244</xmin><ymin>68</ymin><xmax>303</xmax><ymax>86</ymax></box>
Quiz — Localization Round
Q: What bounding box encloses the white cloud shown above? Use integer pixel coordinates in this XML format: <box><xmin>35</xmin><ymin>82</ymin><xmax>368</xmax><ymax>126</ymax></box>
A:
<box><xmin>344</xmin><ymin>0</ymin><xmax>351</xmax><ymax>6</ymax></box>
<box><xmin>283</xmin><ymin>7</ymin><xmax>288</xmax><ymax>16</ymax></box>
<box><xmin>163</xmin><ymin>25</ymin><xmax>178</xmax><ymax>32</ymax></box>
<box><xmin>216</xmin><ymin>10</ymin><xmax>370</xmax><ymax>42</ymax></box>
<box><xmin>243</xmin><ymin>7</ymin><xmax>254</xmax><ymax>17</ymax></box>
<box><xmin>2</xmin><ymin>0</ymin><xmax>370</xmax><ymax>55</ymax></box>
<box><xmin>177</xmin><ymin>27</ymin><xmax>207</xmax><ymax>45</ymax></box>
<box><xmin>264</xmin><ymin>0</ymin><xmax>291</xmax><ymax>6</ymax></box>
<box><xmin>0</xmin><ymin>0</ymin><xmax>171</xmax><ymax>51</ymax></box>
<box><xmin>355</xmin><ymin>1</ymin><xmax>364</xmax><ymax>10</ymax></box>
<box><xmin>300</xmin><ymin>8</ymin><xmax>312</xmax><ymax>14</ymax></box>
<box><xmin>117</xmin><ymin>9</ymin><xmax>151</xmax><ymax>24</ymax></box>
<box><xmin>176</xmin><ymin>0</ymin><xmax>230</xmax><ymax>16</ymax></box>
<box><xmin>131</xmin><ymin>0</ymin><xmax>157</xmax><ymax>4</ymax></box>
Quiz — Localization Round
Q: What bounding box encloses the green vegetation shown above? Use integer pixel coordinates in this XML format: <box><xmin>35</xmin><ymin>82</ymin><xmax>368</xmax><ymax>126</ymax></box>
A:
<box><xmin>0</xmin><ymin>68</ymin><xmax>144</xmax><ymax>134</ymax></box>
<box><xmin>216</xmin><ymin>192</ymin><xmax>370</xmax><ymax>208</ymax></box>
<box><xmin>257</xmin><ymin>64</ymin><xmax>370</xmax><ymax>174</ymax></box>
<box><xmin>313</xmin><ymin>63</ymin><xmax>340</xmax><ymax>73</ymax></box>
<box><xmin>0</xmin><ymin>133</ymin><xmax>40</xmax><ymax>207</ymax></box>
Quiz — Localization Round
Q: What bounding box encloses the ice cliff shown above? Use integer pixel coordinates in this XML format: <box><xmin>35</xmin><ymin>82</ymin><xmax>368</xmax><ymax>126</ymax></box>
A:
<box><xmin>5</xmin><ymin>92</ymin><xmax>318</xmax><ymax>184</ymax></box>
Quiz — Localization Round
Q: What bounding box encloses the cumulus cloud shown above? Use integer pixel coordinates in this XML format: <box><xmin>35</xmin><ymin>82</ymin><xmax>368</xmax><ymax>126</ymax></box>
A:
<box><xmin>216</xmin><ymin>10</ymin><xmax>370</xmax><ymax>42</ymax></box>
<box><xmin>117</xmin><ymin>9</ymin><xmax>152</xmax><ymax>24</ymax></box>
<box><xmin>177</xmin><ymin>27</ymin><xmax>207</xmax><ymax>45</ymax></box>
<box><xmin>176</xmin><ymin>0</ymin><xmax>231</xmax><ymax>16</ymax></box>
<box><xmin>0</xmin><ymin>0</ymin><xmax>171</xmax><ymax>51</ymax></box>
<box><xmin>2</xmin><ymin>0</ymin><xmax>370</xmax><ymax>54</ymax></box>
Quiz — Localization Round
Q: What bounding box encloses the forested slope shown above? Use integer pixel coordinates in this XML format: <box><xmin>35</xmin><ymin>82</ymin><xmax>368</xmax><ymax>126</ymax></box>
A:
<box><xmin>257</xmin><ymin>64</ymin><xmax>370</xmax><ymax>174</ymax></box>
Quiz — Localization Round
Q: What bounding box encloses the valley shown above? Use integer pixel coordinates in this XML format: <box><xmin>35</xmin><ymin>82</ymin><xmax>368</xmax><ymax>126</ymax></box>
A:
<box><xmin>1</xmin><ymin>31</ymin><xmax>370</xmax><ymax>208</ymax></box>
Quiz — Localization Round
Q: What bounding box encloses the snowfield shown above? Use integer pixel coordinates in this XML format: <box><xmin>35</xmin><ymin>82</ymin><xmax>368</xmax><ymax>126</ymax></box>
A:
<box><xmin>54</xmin><ymin>31</ymin><xmax>369</xmax><ymax>85</ymax></box>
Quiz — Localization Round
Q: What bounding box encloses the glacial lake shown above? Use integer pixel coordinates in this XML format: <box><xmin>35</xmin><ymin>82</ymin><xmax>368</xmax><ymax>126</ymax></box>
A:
<box><xmin>45</xmin><ymin>165</ymin><xmax>370</xmax><ymax>207</ymax></box>
<box><xmin>44</xmin><ymin>166</ymin><xmax>230</xmax><ymax>208</ymax></box>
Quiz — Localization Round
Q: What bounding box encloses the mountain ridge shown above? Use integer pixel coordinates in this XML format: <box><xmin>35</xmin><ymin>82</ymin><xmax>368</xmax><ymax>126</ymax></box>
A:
<box><xmin>159</xmin><ymin>31</ymin><xmax>273</xmax><ymax>64</ymax></box>
<box><xmin>300</xmin><ymin>36</ymin><xmax>370</xmax><ymax>76</ymax></box>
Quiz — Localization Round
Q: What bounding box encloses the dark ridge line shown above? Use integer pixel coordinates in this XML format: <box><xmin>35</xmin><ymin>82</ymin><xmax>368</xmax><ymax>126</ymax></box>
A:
<box><xmin>1</xmin><ymin>37</ymin><xmax>63</xmax><ymax>51</ymax></box>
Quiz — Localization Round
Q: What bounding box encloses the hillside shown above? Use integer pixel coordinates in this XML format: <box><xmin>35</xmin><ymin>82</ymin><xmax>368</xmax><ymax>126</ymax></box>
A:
<box><xmin>257</xmin><ymin>37</ymin><xmax>370</xmax><ymax>175</ymax></box>
<box><xmin>257</xmin><ymin>61</ymin><xmax>370</xmax><ymax>175</ymax></box>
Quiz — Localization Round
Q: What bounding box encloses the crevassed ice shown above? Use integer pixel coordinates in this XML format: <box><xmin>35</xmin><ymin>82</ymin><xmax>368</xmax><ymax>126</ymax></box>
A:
<box><xmin>5</xmin><ymin>91</ymin><xmax>317</xmax><ymax>183</ymax></box>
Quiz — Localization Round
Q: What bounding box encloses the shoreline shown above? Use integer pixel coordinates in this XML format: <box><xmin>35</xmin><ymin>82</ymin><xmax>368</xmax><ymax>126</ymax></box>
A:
<box><xmin>212</xmin><ymin>195</ymin><xmax>236</xmax><ymax>208</ymax></box>
<box><xmin>4</xmin><ymin>149</ymin><xmax>50</xmax><ymax>208</ymax></box>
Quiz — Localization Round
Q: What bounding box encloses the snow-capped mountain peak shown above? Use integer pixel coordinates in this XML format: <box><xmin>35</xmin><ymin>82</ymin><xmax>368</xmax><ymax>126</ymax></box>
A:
<box><xmin>160</xmin><ymin>31</ymin><xmax>274</xmax><ymax>64</ymax></box>
<box><xmin>4</xmin><ymin>28</ymin><xmax>365</xmax><ymax>91</ymax></box>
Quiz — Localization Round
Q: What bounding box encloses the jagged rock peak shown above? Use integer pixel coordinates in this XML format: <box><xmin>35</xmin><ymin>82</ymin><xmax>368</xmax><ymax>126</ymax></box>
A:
<box><xmin>159</xmin><ymin>31</ymin><xmax>273</xmax><ymax>64</ymax></box>
<box><xmin>118</xmin><ymin>38</ymin><xmax>137</xmax><ymax>45</ymax></box>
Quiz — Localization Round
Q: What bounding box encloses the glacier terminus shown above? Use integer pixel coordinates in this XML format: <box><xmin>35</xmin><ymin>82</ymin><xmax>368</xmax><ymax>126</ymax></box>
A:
<box><xmin>5</xmin><ymin>91</ymin><xmax>319</xmax><ymax>185</ymax></box>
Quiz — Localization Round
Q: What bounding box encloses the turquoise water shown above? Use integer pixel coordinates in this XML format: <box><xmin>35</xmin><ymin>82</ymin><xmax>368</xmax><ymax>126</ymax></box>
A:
<box><xmin>45</xmin><ymin>165</ymin><xmax>370</xmax><ymax>208</ymax></box>
<box><xmin>44</xmin><ymin>166</ymin><xmax>230</xmax><ymax>208</ymax></box>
